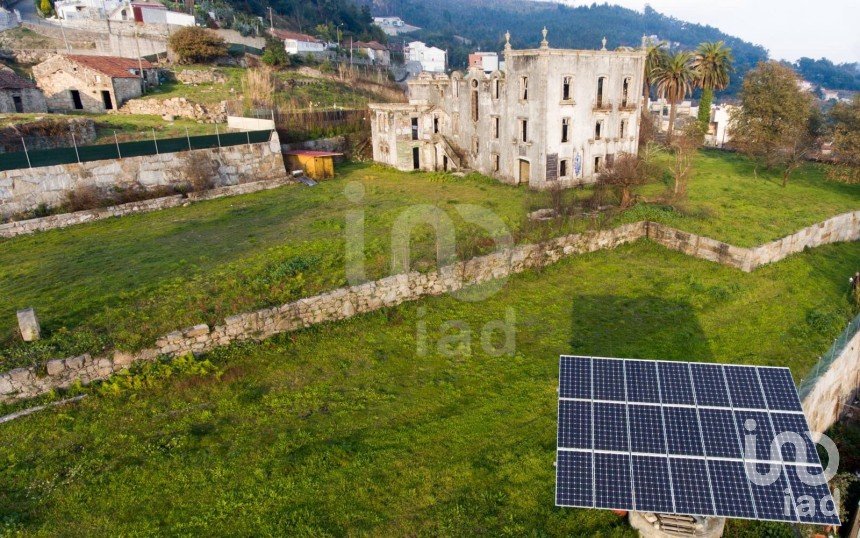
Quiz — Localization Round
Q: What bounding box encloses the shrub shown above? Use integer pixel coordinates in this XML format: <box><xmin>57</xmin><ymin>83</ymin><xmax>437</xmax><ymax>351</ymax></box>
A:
<box><xmin>181</xmin><ymin>152</ymin><xmax>219</xmax><ymax>191</ymax></box>
<box><xmin>261</xmin><ymin>35</ymin><xmax>290</xmax><ymax>68</ymax></box>
<box><xmin>168</xmin><ymin>27</ymin><xmax>228</xmax><ymax>64</ymax></box>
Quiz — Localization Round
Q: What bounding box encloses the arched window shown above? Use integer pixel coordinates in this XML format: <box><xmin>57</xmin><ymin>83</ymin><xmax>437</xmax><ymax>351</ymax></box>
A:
<box><xmin>596</xmin><ymin>77</ymin><xmax>606</xmax><ymax>108</ymax></box>
<box><xmin>622</xmin><ymin>77</ymin><xmax>630</xmax><ymax>107</ymax></box>
<box><xmin>471</xmin><ymin>89</ymin><xmax>479</xmax><ymax>122</ymax></box>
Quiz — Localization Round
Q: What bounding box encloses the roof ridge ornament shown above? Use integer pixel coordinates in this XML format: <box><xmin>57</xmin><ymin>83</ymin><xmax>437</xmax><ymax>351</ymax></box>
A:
<box><xmin>540</xmin><ymin>26</ymin><xmax>549</xmax><ymax>49</ymax></box>
<box><xmin>601</xmin><ymin>36</ymin><xmax>607</xmax><ymax>50</ymax></box>
<box><xmin>504</xmin><ymin>30</ymin><xmax>512</xmax><ymax>51</ymax></box>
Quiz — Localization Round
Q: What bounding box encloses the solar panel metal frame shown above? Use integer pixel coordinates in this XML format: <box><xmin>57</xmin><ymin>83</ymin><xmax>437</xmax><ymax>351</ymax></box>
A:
<box><xmin>555</xmin><ymin>355</ymin><xmax>840</xmax><ymax>526</ymax></box>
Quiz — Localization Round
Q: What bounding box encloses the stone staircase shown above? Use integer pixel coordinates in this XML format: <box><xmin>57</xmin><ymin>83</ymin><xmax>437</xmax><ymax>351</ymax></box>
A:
<box><xmin>434</xmin><ymin>134</ymin><xmax>466</xmax><ymax>170</ymax></box>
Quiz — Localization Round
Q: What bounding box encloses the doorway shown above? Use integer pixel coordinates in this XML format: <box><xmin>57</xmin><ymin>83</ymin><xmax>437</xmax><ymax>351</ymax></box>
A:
<box><xmin>412</xmin><ymin>147</ymin><xmax>420</xmax><ymax>170</ymax></box>
<box><xmin>518</xmin><ymin>159</ymin><xmax>530</xmax><ymax>184</ymax></box>
<box><xmin>101</xmin><ymin>90</ymin><xmax>113</xmax><ymax>110</ymax></box>
<box><xmin>12</xmin><ymin>95</ymin><xmax>23</xmax><ymax>113</ymax></box>
<box><xmin>443</xmin><ymin>155</ymin><xmax>448</xmax><ymax>172</ymax></box>
<box><xmin>70</xmin><ymin>90</ymin><xmax>83</xmax><ymax>110</ymax></box>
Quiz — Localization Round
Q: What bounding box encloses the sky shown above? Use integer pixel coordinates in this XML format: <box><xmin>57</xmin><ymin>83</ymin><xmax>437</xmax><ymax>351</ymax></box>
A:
<box><xmin>560</xmin><ymin>0</ymin><xmax>860</xmax><ymax>64</ymax></box>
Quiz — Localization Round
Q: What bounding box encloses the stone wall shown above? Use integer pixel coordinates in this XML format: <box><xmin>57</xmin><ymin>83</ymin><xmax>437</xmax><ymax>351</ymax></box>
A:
<box><xmin>0</xmin><ymin>131</ymin><xmax>287</xmax><ymax>218</ymax></box>
<box><xmin>282</xmin><ymin>135</ymin><xmax>347</xmax><ymax>153</ymax></box>
<box><xmin>0</xmin><ymin>118</ymin><xmax>95</xmax><ymax>153</ymax></box>
<box><xmin>1</xmin><ymin>212</ymin><xmax>858</xmax><ymax>403</ymax></box>
<box><xmin>802</xmin><ymin>328</ymin><xmax>860</xmax><ymax>434</ymax></box>
<box><xmin>0</xmin><ymin>176</ymin><xmax>293</xmax><ymax>238</ymax></box>
<box><xmin>120</xmin><ymin>97</ymin><xmax>227</xmax><ymax>123</ymax></box>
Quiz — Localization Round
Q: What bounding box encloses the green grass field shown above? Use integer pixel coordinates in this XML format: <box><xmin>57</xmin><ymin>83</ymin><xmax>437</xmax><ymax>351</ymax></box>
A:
<box><xmin>1</xmin><ymin>240</ymin><xmax>857</xmax><ymax>535</ymax></box>
<box><xmin>0</xmin><ymin>151</ymin><xmax>857</xmax><ymax>369</ymax></box>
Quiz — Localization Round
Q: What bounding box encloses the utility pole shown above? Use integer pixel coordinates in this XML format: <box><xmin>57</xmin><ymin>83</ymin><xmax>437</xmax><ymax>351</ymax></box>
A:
<box><xmin>58</xmin><ymin>15</ymin><xmax>71</xmax><ymax>52</ymax></box>
<box><xmin>134</xmin><ymin>27</ymin><xmax>145</xmax><ymax>93</ymax></box>
<box><xmin>350</xmin><ymin>36</ymin><xmax>353</xmax><ymax>67</ymax></box>
<box><xmin>268</xmin><ymin>7</ymin><xmax>273</xmax><ymax>30</ymax></box>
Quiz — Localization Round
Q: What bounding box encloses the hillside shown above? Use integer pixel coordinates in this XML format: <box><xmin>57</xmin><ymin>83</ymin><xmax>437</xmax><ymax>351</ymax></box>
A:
<box><xmin>367</xmin><ymin>0</ymin><xmax>768</xmax><ymax>96</ymax></box>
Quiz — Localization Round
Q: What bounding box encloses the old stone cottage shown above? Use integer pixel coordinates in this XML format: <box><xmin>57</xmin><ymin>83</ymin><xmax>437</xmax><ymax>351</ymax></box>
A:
<box><xmin>0</xmin><ymin>69</ymin><xmax>47</xmax><ymax>113</ymax></box>
<box><xmin>33</xmin><ymin>54</ymin><xmax>159</xmax><ymax>113</ymax></box>
<box><xmin>370</xmin><ymin>30</ymin><xmax>646</xmax><ymax>189</ymax></box>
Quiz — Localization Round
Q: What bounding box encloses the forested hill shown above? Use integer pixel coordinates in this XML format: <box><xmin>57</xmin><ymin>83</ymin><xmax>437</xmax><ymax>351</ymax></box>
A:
<box><xmin>366</xmin><ymin>0</ymin><xmax>769</xmax><ymax>96</ymax></box>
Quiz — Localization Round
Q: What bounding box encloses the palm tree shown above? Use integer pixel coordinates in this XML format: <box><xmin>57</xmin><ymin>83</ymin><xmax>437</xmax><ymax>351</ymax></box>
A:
<box><xmin>692</xmin><ymin>41</ymin><xmax>733</xmax><ymax>129</ymax></box>
<box><xmin>651</xmin><ymin>51</ymin><xmax>697</xmax><ymax>141</ymax></box>
<box><xmin>643</xmin><ymin>40</ymin><xmax>667</xmax><ymax>102</ymax></box>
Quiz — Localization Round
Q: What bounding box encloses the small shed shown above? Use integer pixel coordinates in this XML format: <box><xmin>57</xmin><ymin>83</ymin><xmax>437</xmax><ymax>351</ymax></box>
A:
<box><xmin>285</xmin><ymin>150</ymin><xmax>343</xmax><ymax>180</ymax></box>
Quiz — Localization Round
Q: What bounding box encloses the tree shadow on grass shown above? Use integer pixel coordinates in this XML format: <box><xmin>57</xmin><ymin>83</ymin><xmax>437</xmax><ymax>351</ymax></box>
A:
<box><xmin>568</xmin><ymin>295</ymin><xmax>713</xmax><ymax>362</ymax></box>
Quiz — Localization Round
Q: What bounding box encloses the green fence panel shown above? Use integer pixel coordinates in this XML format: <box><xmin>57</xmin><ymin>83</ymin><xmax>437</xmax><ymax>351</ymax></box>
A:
<box><xmin>797</xmin><ymin>311</ymin><xmax>860</xmax><ymax>400</ymax></box>
<box><xmin>0</xmin><ymin>130</ymin><xmax>272</xmax><ymax>172</ymax></box>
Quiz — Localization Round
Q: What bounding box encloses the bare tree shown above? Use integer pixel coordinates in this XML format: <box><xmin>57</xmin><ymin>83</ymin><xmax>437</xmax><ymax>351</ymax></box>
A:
<box><xmin>668</xmin><ymin>120</ymin><xmax>703</xmax><ymax>201</ymax></box>
<box><xmin>596</xmin><ymin>153</ymin><xmax>650</xmax><ymax>209</ymax></box>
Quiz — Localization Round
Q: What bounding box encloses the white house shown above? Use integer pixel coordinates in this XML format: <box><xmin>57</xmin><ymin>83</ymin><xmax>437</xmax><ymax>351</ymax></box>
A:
<box><xmin>406</xmin><ymin>41</ymin><xmax>446</xmax><ymax>73</ymax></box>
<box><xmin>704</xmin><ymin>104</ymin><xmax>737</xmax><ymax>148</ymax></box>
<box><xmin>271</xmin><ymin>29</ymin><xmax>326</xmax><ymax>56</ymax></box>
<box><xmin>55</xmin><ymin>0</ymin><xmax>122</xmax><ymax>20</ymax></box>
<box><xmin>468</xmin><ymin>52</ymin><xmax>499</xmax><ymax>73</ymax></box>
<box><xmin>354</xmin><ymin>41</ymin><xmax>390</xmax><ymax>66</ymax></box>
<box><xmin>373</xmin><ymin>16</ymin><xmax>419</xmax><ymax>36</ymax></box>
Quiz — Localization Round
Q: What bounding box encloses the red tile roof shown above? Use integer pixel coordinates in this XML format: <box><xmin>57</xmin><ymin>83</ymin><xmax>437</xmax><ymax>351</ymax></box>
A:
<box><xmin>270</xmin><ymin>28</ymin><xmax>321</xmax><ymax>43</ymax></box>
<box><xmin>0</xmin><ymin>69</ymin><xmax>37</xmax><ymax>90</ymax></box>
<box><xmin>64</xmin><ymin>55</ymin><xmax>155</xmax><ymax>78</ymax></box>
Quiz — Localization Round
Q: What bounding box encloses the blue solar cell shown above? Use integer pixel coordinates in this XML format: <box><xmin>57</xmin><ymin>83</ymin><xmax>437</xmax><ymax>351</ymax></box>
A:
<box><xmin>560</xmin><ymin>356</ymin><xmax>591</xmax><ymax>399</ymax></box>
<box><xmin>734</xmin><ymin>410</ymin><xmax>778</xmax><ymax>462</ymax></box>
<box><xmin>669</xmin><ymin>458</ymin><xmax>714</xmax><ymax>515</ymax></box>
<box><xmin>558</xmin><ymin>400</ymin><xmax>592</xmax><ymax>449</ymax></box>
<box><xmin>770</xmin><ymin>412</ymin><xmax>821</xmax><ymax>465</ymax></box>
<box><xmin>757</xmin><ymin>367</ymin><xmax>803</xmax><ymax>412</ymax></box>
<box><xmin>595</xmin><ymin>452</ymin><xmax>633</xmax><ymax>509</ymax></box>
<box><xmin>707</xmin><ymin>460</ymin><xmax>758</xmax><ymax>519</ymax></box>
<box><xmin>625</xmin><ymin>360</ymin><xmax>660</xmax><ymax>403</ymax></box>
<box><xmin>657</xmin><ymin>362</ymin><xmax>695</xmax><ymax>405</ymax></box>
<box><xmin>724</xmin><ymin>366</ymin><xmax>767</xmax><ymax>409</ymax></box>
<box><xmin>784</xmin><ymin>464</ymin><xmax>841</xmax><ymax>525</ymax></box>
<box><xmin>628</xmin><ymin>404</ymin><xmax>666</xmax><ymax>454</ymax></box>
<box><xmin>556</xmin><ymin>450</ymin><xmax>593</xmax><ymax>507</ymax></box>
<box><xmin>690</xmin><ymin>363</ymin><xmax>731</xmax><ymax>407</ymax></box>
<box><xmin>663</xmin><ymin>406</ymin><xmax>703</xmax><ymax>456</ymax></box>
<box><xmin>632</xmin><ymin>455</ymin><xmax>674</xmax><ymax>513</ymax></box>
<box><xmin>594</xmin><ymin>402</ymin><xmax>628</xmax><ymax>451</ymax></box>
<box><xmin>746</xmin><ymin>462</ymin><xmax>796</xmax><ymax>522</ymax></box>
<box><xmin>593</xmin><ymin>358</ymin><xmax>626</xmax><ymax>401</ymax></box>
<box><xmin>699</xmin><ymin>408</ymin><xmax>743</xmax><ymax>458</ymax></box>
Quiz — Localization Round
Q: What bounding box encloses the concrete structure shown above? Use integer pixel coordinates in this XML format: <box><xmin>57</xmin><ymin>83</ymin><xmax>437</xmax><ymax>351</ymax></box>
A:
<box><xmin>285</xmin><ymin>150</ymin><xmax>342</xmax><ymax>180</ymax></box>
<box><xmin>372</xmin><ymin>16</ymin><xmax>420</xmax><ymax>36</ymax></box>
<box><xmin>270</xmin><ymin>28</ymin><xmax>326</xmax><ymax>56</ymax></box>
<box><xmin>703</xmin><ymin>104</ymin><xmax>736</xmax><ymax>148</ymax></box>
<box><xmin>468</xmin><ymin>52</ymin><xmax>499</xmax><ymax>73</ymax></box>
<box><xmin>33</xmin><ymin>54</ymin><xmax>158</xmax><ymax>113</ymax></box>
<box><xmin>16</xmin><ymin>308</ymin><xmax>40</xmax><ymax>342</ymax></box>
<box><xmin>406</xmin><ymin>41</ymin><xmax>447</xmax><ymax>73</ymax></box>
<box><xmin>3</xmin><ymin>211</ymin><xmax>859</xmax><ymax>403</ymax></box>
<box><xmin>354</xmin><ymin>41</ymin><xmax>390</xmax><ymax>66</ymax></box>
<box><xmin>629</xmin><ymin>512</ymin><xmax>725</xmax><ymax>538</ymax></box>
<box><xmin>0</xmin><ymin>69</ymin><xmax>47</xmax><ymax>113</ymax></box>
<box><xmin>371</xmin><ymin>31</ymin><xmax>646</xmax><ymax>189</ymax></box>
<box><xmin>55</xmin><ymin>0</ymin><xmax>122</xmax><ymax>20</ymax></box>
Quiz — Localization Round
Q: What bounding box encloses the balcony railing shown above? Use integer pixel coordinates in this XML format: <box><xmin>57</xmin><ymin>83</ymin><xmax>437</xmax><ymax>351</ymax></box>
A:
<box><xmin>592</xmin><ymin>100</ymin><xmax>613</xmax><ymax>112</ymax></box>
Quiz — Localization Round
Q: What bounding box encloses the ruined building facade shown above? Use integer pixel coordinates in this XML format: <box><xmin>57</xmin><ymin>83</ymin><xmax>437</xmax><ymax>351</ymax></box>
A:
<box><xmin>370</xmin><ymin>31</ymin><xmax>646</xmax><ymax>189</ymax></box>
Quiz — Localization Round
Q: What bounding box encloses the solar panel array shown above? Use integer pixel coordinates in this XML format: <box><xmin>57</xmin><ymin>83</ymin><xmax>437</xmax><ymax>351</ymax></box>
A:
<box><xmin>555</xmin><ymin>356</ymin><xmax>840</xmax><ymax>526</ymax></box>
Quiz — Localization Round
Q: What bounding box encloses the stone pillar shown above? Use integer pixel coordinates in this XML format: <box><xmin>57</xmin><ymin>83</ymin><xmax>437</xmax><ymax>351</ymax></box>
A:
<box><xmin>16</xmin><ymin>307</ymin><xmax>40</xmax><ymax>342</ymax></box>
<box><xmin>629</xmin><ymin>512</ymin><xmax>725</xmax><ymax>538</ymax></box>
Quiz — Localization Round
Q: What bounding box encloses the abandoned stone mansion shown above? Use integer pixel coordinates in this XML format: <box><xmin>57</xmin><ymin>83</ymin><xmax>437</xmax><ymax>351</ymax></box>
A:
<box><xmin>369</xmin><ymin>31</ymin><xmax>646</xmax><ymax>189</ymax></box>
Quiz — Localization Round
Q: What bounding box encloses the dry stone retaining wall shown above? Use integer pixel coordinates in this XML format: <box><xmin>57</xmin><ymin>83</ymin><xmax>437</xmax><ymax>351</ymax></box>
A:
<box><xmin>0</xmin><ymin>177</ymin><xmax>294</xmax><ymax>238</ymax></box>
<box><xmin>802</xmin><ymin>328</ymin><xmax>860</xmax><ymax>434</ymax></box>
<box><xmin>1</xmin><ymin>212</ymin><xmax>858</xmax><ymax>403</ymax></box>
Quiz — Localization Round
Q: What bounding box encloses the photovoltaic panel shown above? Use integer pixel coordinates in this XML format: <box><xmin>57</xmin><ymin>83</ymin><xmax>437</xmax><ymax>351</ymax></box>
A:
<box><xmin>593</xmin><ymin>358</ymin><xmax>625</xmax><ymax>401</ymax></box>
<box><xmin>690</xmin><ymin>363</ymin><xmax>731</xmax><ymax>407</ymax></box>
<box><xmin>758</xmin><ymin>367</ymin><xmax>804</xmax><ymax>412</ymax></box>
<box><xmin>594</xmin><ymin>452</ymin><xmax>633</xmax><ymax>509</ymax></box>
<box><xmin>698</xmin><ymin>408</ymin><xmax>743</xmax><ymax>458</ymax></box>
<box><xmin>632</xmin><ymin>456</ymin><xmax>674</xmax><ymax>513</ymax></box>
<box><xmin>724</xmin><ymin>365</ymin><xmax>767</xmax><ymax>409</ymax></box>
<box><xmin>558</xmin><ymin>400</ymin><xmax>591</xmax><ymax>449</ymax></box>
<box><xmin>657</xmin><ymin>361</ymin><xmax>695</xmax><ymax>405</ymax></box>
<box><xmin>669</xmin><ymin>458</ymin><xmax>714</xmax><ymax>515</ymax></box>
<box><xmin>556</xmin><ymin>356</ymin><xmax>840</xmax><ymax>526</ymax></box>
<box><xmin>625</xmin><ymin>360</ymin><xmax>660</xmax><ymax>403</ymax></box>
<box><xmin>593</xmin><ymin>402</ymin><xmax>628</xmax><ymax>451</ymax></box>
<box><xmin>663</xmin><ymin>406</ymin><xmax>704</xmax><ymax>456</ymax></box>
<box><xmin>559</xmin><ymin>356</ymin><xmax>591</xmax><ymax>399</ymax></box>
<box><xmin>556</xmin><ymin>450</ymin><xmax>593</xmax><ymax>507</ymax></box>
<box><xmin>628</xmin><ymin>404</ymin><xmax>666</xmax><ymax>454</ymax></box>
<box><xmin>707</xmin><ymin>459</ymin><xmax>758</xmax><ymax>519</ymax></box>
<box><xmin>733</xmin><ymin>410</ymin><xmax>777</xmax><ymax>462</ymax></box>
<box><xmin>769</xmin><ymin>412</ymin><xmax>821</xmax><ymax>465</ymax></box>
